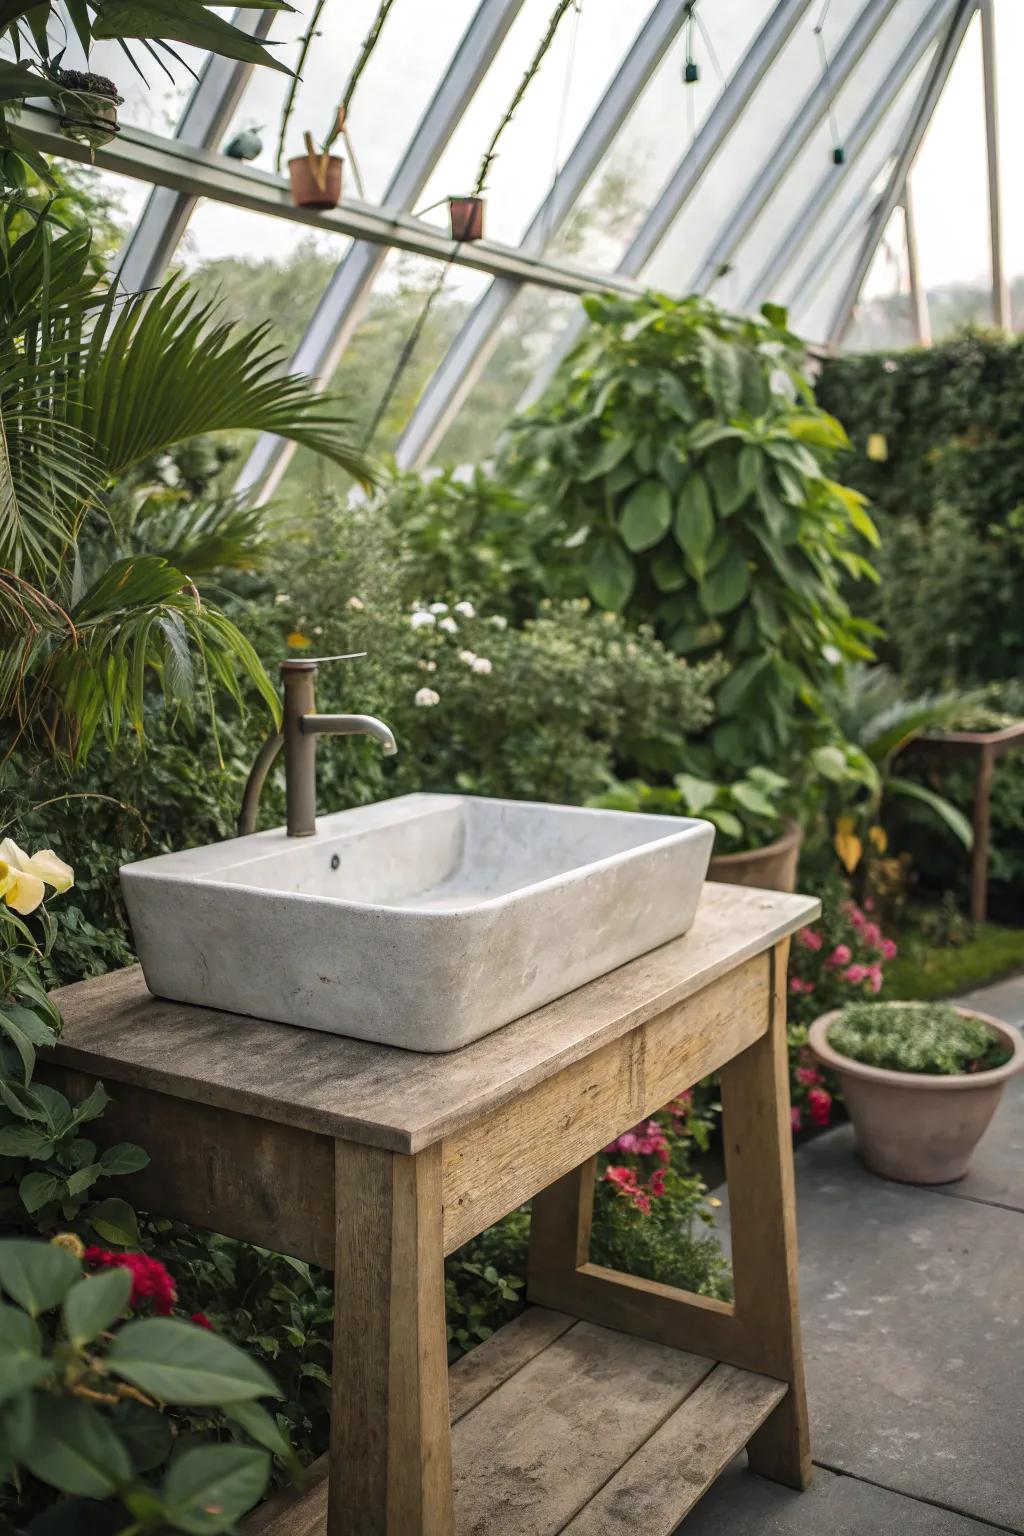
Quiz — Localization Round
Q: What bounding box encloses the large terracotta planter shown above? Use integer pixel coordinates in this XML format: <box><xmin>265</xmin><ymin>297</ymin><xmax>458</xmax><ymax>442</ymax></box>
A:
<box><xmin>809</xmin><ymin>1005</ymin><xmax>1024</xmax><ymax>1184</ymax></box>
<box><xmin>708</xmin><ymin>818</ymin><xmax>802</xmax><ymax>893</ymax></box>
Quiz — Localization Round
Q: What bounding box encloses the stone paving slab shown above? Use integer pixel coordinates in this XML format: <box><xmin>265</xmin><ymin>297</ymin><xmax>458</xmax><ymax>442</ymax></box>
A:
<box><xmin>676</xmin><ymin>1460</ymin><xmax>1002</xmax><ymax>1535</ymax></box>
<box><xmin>957</xmin><ymin>974</ymin><xmax>1024</xmax><ymax>1027</ymax></box>
<box><xmin>792</xmin><ymin>1127</ymin><xmax>1024</xmax><ymax>1532</ymax></box>
<box><xmin>932</xmin><ymin>1070</ymin><xmax>1024</xmax><ymax>1212</ymax></box>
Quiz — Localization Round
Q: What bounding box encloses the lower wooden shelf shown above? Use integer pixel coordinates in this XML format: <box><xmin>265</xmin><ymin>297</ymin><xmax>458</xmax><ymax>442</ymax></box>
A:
<box><xmin>248</xmin><ymin>1305</ymin><xmax>787</xmax><ymax>1536</ymax></box>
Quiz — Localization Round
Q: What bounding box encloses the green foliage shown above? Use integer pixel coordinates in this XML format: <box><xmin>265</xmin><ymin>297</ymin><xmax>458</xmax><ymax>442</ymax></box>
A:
<box><xmin>817</xmin><ymin>334</ymin><xmax>1024</xmax><ymax>691</ymax></box>
<box><xmin>827</xmin><ymin>1001</ymin><xmax>1011</xmax><ymax>1076</ymax></box>
<box><xmin>885</xmin><ymin>920</ymin><xmax>1024</xmax><ymax>1002</ymax></box>
<box><xmin>589</xmin><ymin>764</ymin><xmax>788</xmax><ymax>854</ymax></box>
<box><xmin>503</xmin><ymin>291</ymin><xmax>878</xmax><ymax>770</ymax></box>
<box><xmin>0</xmin><ymin>1238</ymin><xmax>286</xmax><ymax>1533</ymax></box>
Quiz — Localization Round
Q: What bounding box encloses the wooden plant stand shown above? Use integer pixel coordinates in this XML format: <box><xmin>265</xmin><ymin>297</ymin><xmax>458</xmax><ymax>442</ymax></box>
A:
<box><xmin>47</xmin><ymin>883</ymin><xmax>818</xmax><ymax>1536</ymax></box>
<box><xmin>916</xmin><ymin>723</ymin><xmax>1024</xmax><ymax>922</ymax></box>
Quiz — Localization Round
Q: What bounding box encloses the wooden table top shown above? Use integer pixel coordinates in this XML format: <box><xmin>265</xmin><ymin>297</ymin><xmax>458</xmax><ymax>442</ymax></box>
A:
<box><xmin>51</xmin><ymin>883</ymin><xmax>818</xmax><ymax>1153</ymax></box>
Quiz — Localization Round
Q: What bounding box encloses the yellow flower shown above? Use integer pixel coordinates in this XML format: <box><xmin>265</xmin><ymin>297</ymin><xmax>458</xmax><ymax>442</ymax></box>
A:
<box><xmin>0</xmin><ymin>838</ymin><xmax>74</xmax><ymax>916</ymax></box>
<box><xmin>51</xmin><ymin>1232</ymin><xmax>85</xmax><ymax>1259</ymax></box>
<box><xmin>867</xmin><ymin>824</ymin><xmax>888</xmax><ymax>854</ymax></box>
<box><xmin>866</xmin><ymin>432</ymin><xmax>888</xmax><ymax>462</ymax></box>
<box><xmin>287</xmin><ymin>631</ymin><xmax>312</xmax><ymax>649</ymax></box>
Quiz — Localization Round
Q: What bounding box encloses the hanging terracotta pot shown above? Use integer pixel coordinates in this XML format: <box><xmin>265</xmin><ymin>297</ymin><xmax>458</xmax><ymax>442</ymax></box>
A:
<box><xmin>448</xmin><ymin>195</ymin><xmax>485</xmax><ymax>242</ymax></box>
<box><xmin>289</xmin><ymin>132</ymin><xmax>343</xmax><ymax>210</ymax></box>
<box><xmin>54</xmin><ymin>69</ymin><xmax>122</xmax><ymax>149</ymax></box>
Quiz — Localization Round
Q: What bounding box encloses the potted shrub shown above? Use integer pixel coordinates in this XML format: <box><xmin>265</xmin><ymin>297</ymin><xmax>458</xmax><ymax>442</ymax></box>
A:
<box><xmin>591</xmin><ymin>767</ymin><xmax>801</xmax><ymax>892</ymax></box>
<box><xmin>53</xmin><ymin>67</ymin><xmax>123</xmax><ymax>148</ymax></box>
<box><xmin>809</xmin><ymin>1000</ymin><xmax>1023</xmax><ymax>1183</ymax></box>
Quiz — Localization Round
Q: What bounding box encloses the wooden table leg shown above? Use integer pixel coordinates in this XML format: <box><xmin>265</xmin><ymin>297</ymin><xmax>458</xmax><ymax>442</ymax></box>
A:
<box><xmin>971</xmin><ymin>745</ymin><xmax>994</xmax><ymax>924</ymax></box>
<box><xmin>331</xmin><ymin>1140</ymin><xmax>454</xmax><ymax>1536</ymax></box>
<box><xmin>719</xmin><ymin>938</ymin><xmax>811</xmax><ymax>1490</ymax></box>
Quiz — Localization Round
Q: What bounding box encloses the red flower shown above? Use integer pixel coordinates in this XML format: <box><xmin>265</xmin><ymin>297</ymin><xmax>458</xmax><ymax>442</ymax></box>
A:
<box><xmin>650</xmin><ymin>1168</ymin><xmax>667</xmax><ymax>1198</ymax></box>
<box><xmin>84</xmin><ymin>1248</ymin><xmax>177</xmax><ymax>1316</ymax></box>
<box><xmin>190</xmin><ymin>1311</ymin><xmax>213</xmax><ymax>1330</ymax></box>
<box><xmin>790</xmin><ymin>1107</ymin><xmax>803</xmax><ymax>1133</ymax></box>
<box><xmin>796</xmin><ymin>1065</ymin><xmax>822</xmax><ymax>1086</ymax></box>
<box><xmin>807</xmin><ymin>1087</ymin><xmax>833</xmax><ymax>1127</ymax></box>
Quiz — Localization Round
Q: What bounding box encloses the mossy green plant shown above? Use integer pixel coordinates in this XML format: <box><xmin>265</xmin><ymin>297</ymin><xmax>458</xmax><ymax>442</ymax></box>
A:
<box><xmin>827</xmin><ymin>1001</ymin><xmax>1011</xmax><ymax>1076</ymax></box>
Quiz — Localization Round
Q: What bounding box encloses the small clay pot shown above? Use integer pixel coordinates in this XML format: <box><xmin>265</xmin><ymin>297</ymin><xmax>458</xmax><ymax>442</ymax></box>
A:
<box><xmin>288</xmin><ymin>153</ymin><xmax>343</xmax><ymax>210</ymax></box>
<box><xmin>448</xmin><ymin>195</ymin><xmax>485</xmax><ymax>242</ymax></box>
<box><xmin>708</xmin><ymin>818</ymin><xmax>803</xmax><ymax>894</ymax></box>
<box><xmin>809</xmin><ymin>1005</ymin><xmax>1024</xmax><ymax>1184</ymax></box>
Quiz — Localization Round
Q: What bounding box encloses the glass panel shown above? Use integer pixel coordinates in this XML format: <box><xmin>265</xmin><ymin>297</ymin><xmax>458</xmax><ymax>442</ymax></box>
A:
<box><xmin>221</xmin><ymin>0</ymin><xmax>480</xmax><ymax>201</ymax></box>
<box><xmin>996</xmin><ymin>0</ymin><xmax>1024</xmax><ymax>323</ymax></box>
<box><xmin>177</xmin><ymin>202</ymin><xmax>352</xmax><ymax>355</ymax></box>
<box><xmin>417</xmin><ymin>0</ymin><xmax>658</xmax><ymax>251</ymax></box>
<box><xmin>48</xmin><ymin>160</ymin><xmax>148</xmax><ymax>255</ymax></box>
<box><xmin>909</xmin><ymin>11</ymin><xmax>991</xmax><ymax>337</ymax></box>
<box><xmin>718</xmin><ymin>0</ymin><xmax>945</xmax><ymax>311</ymax></box>
<box><xmin>434</xmin><ymin>285</ymin><xmax>579</xmax><ymax>465</ymax></box>
<box><xmin>551</xmin><ymin>0</ymin><xmax>773</xmax><ymax>272</ymax></box>
<box><xmin>639</xmin><ymin>0</ymin><xmax>865</xmax><ymax>297</ymax></box>
<box><xmin>841</xmin><ymin>207</ymin><xmax>917</xmax><ymax>350</ymax></box>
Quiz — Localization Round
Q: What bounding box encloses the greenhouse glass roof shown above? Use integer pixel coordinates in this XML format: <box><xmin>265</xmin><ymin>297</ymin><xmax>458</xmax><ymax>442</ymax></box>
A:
<box><xmin>16</xmin><ymin>0</ymin><xmax>1008</xmax><ymax>495</ymax></box>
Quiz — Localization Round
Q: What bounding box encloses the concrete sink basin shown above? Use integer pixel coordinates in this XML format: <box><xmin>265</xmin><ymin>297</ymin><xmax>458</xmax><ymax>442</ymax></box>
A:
<box><xmin>120</xmin><ymin>793</ymin><xmax>714</xmax><ymax>1053</ymax></box>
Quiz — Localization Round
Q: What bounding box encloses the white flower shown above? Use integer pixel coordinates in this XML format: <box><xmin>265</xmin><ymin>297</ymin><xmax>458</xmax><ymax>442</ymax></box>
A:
<box><xmin>0</xmin><ymin>839</ymin><xmax>74</xmax><ymax>916</ymax></box>
<box><xmin>313</xmin><ymin>626</ymin><xmax>323</xmax><ymax>636</ymax></box>
<box><xmin>347</xmin><ymin>596</ymin><xmax>365</xmax><ymax>611</ymax></box>
<box><xmin>454</xmin><ymin>600</ymin><xmax>475</xmax><ymax>617</ymax></box>
<box><xmin>822</xmin><ymin>644</ymin><xmax>842</xmax><ymax>665</ymax></box>
<box><xmin>489</xmin><ymin>614</ymin><xmax>508</xmax><ymax>630</ymax></box>
<box><xmin>417</xmin><ymin>658</ymin><xmax>437</xmax><ymax>672</ymax></box>
<box><xmin>458</xmin><ymin>649</ymin><xmax>477</xmax><ymax>666</ymax></box>
<box><xmin>472</xmin><ymin>656</ymin><xmax>493</xmax><ymax>675</ymax></box>
<box><xmin>410</xmin><ymin>611</ymin><xmax>436</xmax><ymax>630</ymax></box>
<box><xmin>274</xmin><ymin>593</ymin><xmax>290</xmax><ymax>605</ymax></box>
<box><xmin>414</xmin><ymin>687</ymin><xmax>440</xmax><ymax>708</ymax></box>
<box><xmin>429</xmin><ymin>602</ymin><xmax>449</xmax><ymax>614</ymax></box>
<box><xmin>438</xmin><ymin>616</ymin><xmax>458</xmax><ymax>634</ymax></box>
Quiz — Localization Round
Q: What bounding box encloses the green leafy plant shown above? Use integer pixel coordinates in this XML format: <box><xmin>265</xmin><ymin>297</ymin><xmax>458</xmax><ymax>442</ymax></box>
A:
<box><xmin>0</xmin><ymin>1237</ymin><xmax>293</xmax><ymax>1533</ymax></box>
<box><xmin>826</xmin><ymin>1001</ymin><xmax>1011</xmax><ymax>1076</ymax></box>
<box><xmin>590</xmin><ymin>765</ymin><xmax>788</xmax><ymax>855</ymax></box>
<box><xmin>0</xmin><ymin>206</ymin><xmax>373</xmax><ymax>763</ymax></box>
<box><xmin>503</xmin><ymin>291</ymin><xmax>878</xmax><ymax>770</ymax></box>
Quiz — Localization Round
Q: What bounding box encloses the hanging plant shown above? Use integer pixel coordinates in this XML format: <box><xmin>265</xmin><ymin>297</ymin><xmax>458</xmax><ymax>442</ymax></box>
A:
<box><xmin>447</xmin><ymin>0</ymin><xmax>580</xmax><ymax>243</ymax></box>
<box><xmin>52</xmin><ymin>67</ymin><xmax>123</xmax><ymax>151</ymax></box>
<box><xmin>281</xmin><ymin>0</ymin><xmax>396</xmax><ymax>209</ymax></box>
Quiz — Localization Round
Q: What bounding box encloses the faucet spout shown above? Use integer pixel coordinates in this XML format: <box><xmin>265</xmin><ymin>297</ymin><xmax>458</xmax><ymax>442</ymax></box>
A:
<box><xmin>237</xmin><ymin>659</ymin><xmax>397</xmax><ymax>838</ymax></box>
<box><xmin>300</xmin><ymin>713</ymin><xmax>398</xmax><ymax>756</ymax></box>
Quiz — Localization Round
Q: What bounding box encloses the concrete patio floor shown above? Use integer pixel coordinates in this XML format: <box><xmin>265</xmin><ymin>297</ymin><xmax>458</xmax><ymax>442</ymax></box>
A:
<box><xmin>682</xmin><ymin>975</ymin><xmax>1024</xmax><ymax>1535</ymax></box>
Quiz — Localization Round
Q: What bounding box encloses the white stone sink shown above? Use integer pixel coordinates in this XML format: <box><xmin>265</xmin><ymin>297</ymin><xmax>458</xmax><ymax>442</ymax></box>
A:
<box><xmin>120</xmin><ymin>793</ymin><xmax>714</xmax><ymax>1053</ymax></box>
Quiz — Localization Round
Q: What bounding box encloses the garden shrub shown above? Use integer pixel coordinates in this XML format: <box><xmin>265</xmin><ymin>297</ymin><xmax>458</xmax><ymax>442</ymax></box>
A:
<box><xmin>502</xmin><ymin>290</ymin><xmax>878</xmax><ymax>770</ymax></box>
<box><xmin>826</xmin><ymin>1001</ymin><xmax>1011</xmax><ymax>1075</ymax></box>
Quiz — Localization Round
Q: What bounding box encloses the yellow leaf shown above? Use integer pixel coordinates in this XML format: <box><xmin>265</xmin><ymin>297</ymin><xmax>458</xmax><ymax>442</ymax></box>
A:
<box><xmin>834</xmin><ymin>816</ymin><xmax>863</xmax><ymax>873</ymax></box>
<box><xmin>867</xmin><ymin>824</ymin><xmax>888</xmax><ymax>853</ymax></box>
<box><xmin>287</xmin><ymin>631</ymin><xmax>312</xmax><ymax>649</ymax></box>
<box><xmin>866</xmin><ymin>432</ymin><xmax>888</xmax><ymax>462</ymax></box>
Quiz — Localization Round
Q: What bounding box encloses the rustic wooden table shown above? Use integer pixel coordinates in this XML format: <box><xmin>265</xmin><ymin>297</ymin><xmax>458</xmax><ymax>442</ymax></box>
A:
<box><xmin>48</xmin><ymin>882</ymin><xmax>819</xmax><ymax>1536</ymax></box>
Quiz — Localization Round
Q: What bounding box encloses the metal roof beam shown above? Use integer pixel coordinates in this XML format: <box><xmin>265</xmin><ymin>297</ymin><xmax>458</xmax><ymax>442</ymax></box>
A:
<box><xmin>395</xmin><ymin>0</ymin><xmax>692</xmax><ymax>471</ymax></box>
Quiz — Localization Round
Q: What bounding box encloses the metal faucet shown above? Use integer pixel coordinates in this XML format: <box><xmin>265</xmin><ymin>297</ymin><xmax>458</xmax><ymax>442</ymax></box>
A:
<box><xmin>238</xmin><ymin>658</ymin><xmax>397</xmax><ymax>837</ymax></box>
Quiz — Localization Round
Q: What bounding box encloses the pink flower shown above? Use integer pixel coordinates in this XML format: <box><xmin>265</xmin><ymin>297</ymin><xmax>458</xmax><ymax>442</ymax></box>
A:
<box><xmin>604</xmin><ymin>1165</ymin><xmax>638</xmax><ymax>1191</ymax></box>
<box><xmin>796</xmin><ymin>1065</ymin><xmax>822</xmax><ymax>1086</ymax></box>
<box><xmin>847</xmin><ymin>905</ymin><xmax>868</xmax><ymax>933</ymax></box>
<box><xmin>650</xmin><ymin>1169</ymin><xmax>667</xmax><ymax>1198</ymax></box>
<box><xmin>797</xmin><ymin>927</ymin><xmax>823</xmax><ymax>951</ymax></box>
<box><xmin>861</xmin><ymin>921</ymin><xmax>882</xmax><ymax>947</ymax></box>
<box><xmin>866</xmin><ymin>965</ymin><xmax>883</xmax><ymax>994</ymax></box>
<box><xmin>635</xmin><ymin>1194</ymin><xmax>652</xmax><ymax>1216</ymax></box>
<box><xmin>827</xmin><ymin>944</ymin><xmax>852</xmax><ymax>968</ymax></box>
<box><xmin>842</xmin><ymin>963</ymin><xmax>869</xmax><ymax>985</ymax></box>
<box><xmin>607</xmin><ymin>1119</ymin><xmax>670</xmax><ymax>1162</ymax></box>
<box><xmin>808</xmin><ymin>1087</ymin><xmax>833</xmax><ymax>1127</ymax></box>
<box><xmin>880</xmin><ymin>937</ymin><xmax>898</xmax><ymax>961</ymax></box>
<box><xmin>790</xmin><ymin>976</ymin><xmax>814</xmax><ymax>995</ymax></box>
<box><xmin>791</xmin><ymin>1107</ymin><xmax>803</xmax><ymax>1133</ymax></box>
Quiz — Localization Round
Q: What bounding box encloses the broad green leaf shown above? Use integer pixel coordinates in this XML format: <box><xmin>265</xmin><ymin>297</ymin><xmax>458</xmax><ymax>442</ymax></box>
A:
<box><xmin>0</xmin><ymin>1240</ymin><xmax>80</xmax><ymax>1316</ymax></box>
<box><xmin>650</xmin><ymin>550</ymin><xmax>687</xmax><ymax>593</ymax></box>
<box><xmin>576</xmin><ymin>435</ymin><xmax>632</xmax><ymax>483</ymax></box>
<box><xmin>107</xmin><ymin>1318</ymin><xmax>281</xmax><ymax>1405</ymax></box>
<box><xmin>63</xmin><ymin>1267</ymin><xmax>133</xmax><ymax>1348</ymax></box>
<box><xmin>761</xmin><ymin>302</ymin><xmax>788</xmax><ymax>329</ymax></box>
<box><xmin>19</xmin><ymin>1171</ymin><xmax>63</xmax><ymax>1214</ymax></box>
<box><xmin>731</xmin><ymin>782</ymin><xmax>779</xmax><ymax>819</ymax></box>
<box><xmin>888</xmin><ymin>777</ymin><xmax>974</xmax><ymax>848</ymax></box>
<box><xmin>0</xmin><ymin>1124</ymin><xmax>55</xmax><ymax>1157</ymax></box>
<box><xmin>69</xmin><ymin>1083</ymin><xmax>109</xmax><ymax>1127</ymax></box>
<box><xmin>706</xmin><ymin>808</ymin><xmax>744</xmax><ymax>840</ymax></box>
<box><xmin>92</xmin><ymin>0</ymin><xmax>292</xmax><ymax>71</ymax></box>
<box><xmin>112</xmin><ymin>1399</ymin><xmax>174</xmax><ymax>1474</ymax></box>
<box><xmin>717</xmin><ymin>654</ymin><xmax>770</xmax><ymax>716</ymax></box>
<box><xmin>706</xmin><ymin>447</ymin><xmax>748</xmax><ymax>517</ymax></box>
<box><xmin>699</xmin><ymin>546</ymin><xmax>750</xmax><ymax>616</ymax></box>
<box><xmin>674</xmin><ymin>474</ymin><xmax>714</xmax><ymax>565</ymax></box>
<box><xmin>226</xmin><ymin>1400</ymin><xmax>297</xmax><ymax>1464</ymax></box>
<box><xmin>88</xmin><ymin>1197</ymin><xmax>140</xmax><ymax>1249</ymax></box>
<box><xmin>699</xmin><ymin>330</ymin><xmax>742</xmax><ymax>416</ymax></box>
<box><xmin>619</xmin><ymin>480</ymin><xmax>672</xmax><ymax>552</ymax></box>
<box><xmin>162</xmin><ymin>1443</ymin><xmax>270</xmax><ymax>1534</ymax></box>
<box><xmin>22</xmin><ymin>1397</ymin><xmax>132</xmax><ymax>1498</ymax></box>
<box><xmin>585</xmin><ymin>537</ymin><xmax>634</xmax><ymax>611</ymax></box>
<box><xmin>0</xmin><ymin>1303</ymin><xmax>51</xmax><ymax>1404</ymax></box>
<box><xmin>674</xmin><ymin>774</ymin><xmax>719</xmax><ymax>816</ymax></box>
<box><xmin>98</xmin><ymin>1143</ymin><xmax>150</xmax><ymax>1176</ymax></box>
